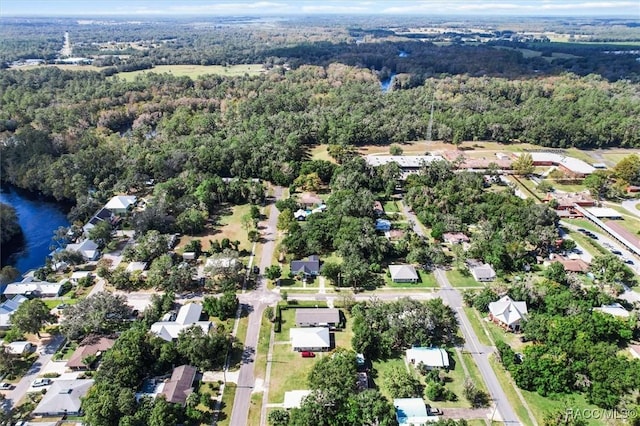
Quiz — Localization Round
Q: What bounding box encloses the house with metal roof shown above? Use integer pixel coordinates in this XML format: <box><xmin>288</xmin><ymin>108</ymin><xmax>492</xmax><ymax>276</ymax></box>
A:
<box><xmin>295</xmin><ymin>308</ymin><xmax>340</xmax><ymax>327</ymax></box>
<box><xmin>394</xmin><ymin>398</ymin><xmax>438</xmax><ymax>425</ymax></box>
<box><xmin>150</xmin><ymin>303</ymin><xmax>212</xmax><ymax>341</ymax></box>
<box><xmin>290</xmin><ymin>327</ymin><xmax>331</xmax><ymax>352</ymax></box>
<box><xmin>283</xmin><ymin>390</ymin><xmax>312</xmax><ymax>409</ymax></box>
<box><xmin>104</xmin><ymin>195</ymin><xmax>137</xmax><ymax>214</ymax></box>
<box><xmin>388</xmin><ymin>265</ymin><xmax>419</xmax><ymax>283</ymax></box>
<box><xmin>0</xmin><ymin>295</ymin><xmax>27</xmax><ymax>329</ymax></box>
<box><xmin>489</xmin><ymin>296</ymin><xmax>528</xmax><ymax>331</ymax></box>
<box><xmin>65</xmin><ymin>239</ymin><xmax>100</xmax><ymax>261</ymax></box>
<box><xmin>594</xmin><ymin>303</ymin><xmax>630</xmax><ymax>318</ymax></box>
<box><xmin>406</xmin><ymin>347</ymin><xmax>450</xmax><ymax>370</ymax></box>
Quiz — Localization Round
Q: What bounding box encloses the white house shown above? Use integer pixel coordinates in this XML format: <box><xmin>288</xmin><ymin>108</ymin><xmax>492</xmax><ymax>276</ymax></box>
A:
<box><xmin>104</xmin><ymin>195</ymin><xmax>137</xmax><ymax>214</ymax></box>
<box><xmin>406</xmin><ymin>347</ymin><xmax>450</xmax><ymax>370</ymax></box>
<box><xmin>0</xmin><ymin>295</ymin><xmax>27</xmax><ymax>329</ymax></box>
<box><xmin>469</xmin><ymin>262</ymin><xmax>496</xmax><ymax>282</ymax></box>
<box><xmin>489</xmin><ymin>296</ymin><xmax>528</xmax><ymax>331</ymax></box>
<box><xmin>290</xmin><ymin>327</ymin><xmax>331</xmax><ymax>352</ymax></box>
<box><xmin>2</xmin><ymin>277</ymin><xmax>63</xmax><ymax>298</ymax></box>
<box><xmin>388</xmin><ymin>265</ymin><xmax>419</xmax><ymax>283</ymax></box>
<box><xmin>65</xmin><ymin>239</ymin><xmax>100</xmax><ymax>261</ymax></box>
<box><xmin>394</xmin><ymin>398</ymin><xmax>438</xmax><ymax>425</ymax></box>
<box><xmin>5</xmin><ymin>341</ymin><xmax>36</xmax><ymax>355</ymax></box>
<box><xmin>150</xmin><ymin>303</ymin><xmax>212</xmax><ymax>342</ymax></box>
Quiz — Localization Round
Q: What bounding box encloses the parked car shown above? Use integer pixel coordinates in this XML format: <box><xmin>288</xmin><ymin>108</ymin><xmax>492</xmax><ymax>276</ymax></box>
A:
<box><xmin>300</xmin><ymin>351</ymin><xmax>316</xmax><ymax>358</ymax></box>
<box><xmin>252</xmin><ymin>265</ymin><xmax>260</xmax><ymax>274</ymax></box>
<box><xmin>55</xmin><ymin>303</ymin><xmax>68</xmax><ymax>310</ymax></box>
<box><xmin>32</xmin><ymin>378</ymin><xmax>51</xmax><ymax>387</ymax></box>
<box><xmin>611</xmin><ymin>249</ymin><xmax>623</xmax><ymax>255</ymax></box>
<box><xmin>623</xmin><ymin>258</ymin><xmax>634</xmax><ymax>265</ymax></box>
<box><xmin>577</xmin><ymin>228</ymin><xmax>586</xmax><ymax>233</ymax></box>
<box><xmin>0</xmin><ymin>383</ymin><xmax>13</xmax><ymax>390</ymax></box>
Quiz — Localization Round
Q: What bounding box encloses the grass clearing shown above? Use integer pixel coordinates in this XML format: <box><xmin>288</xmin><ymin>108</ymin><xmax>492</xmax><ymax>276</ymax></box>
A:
<box><xmin>565</xmin><ymin>218</ymin><xmax>601</xmax><ymax>234</ymax></box>
<box><xmin>462</xmin><ymin>307</ymin><xmax>492</xmax><ymax>347</ymax></box>
<box><xmin>113</xmin><ymin>64</ymin><xmax>265</xmax><ymax>81</ymax></box>
<box><xmin>254</xmin><ymin>311</ymin><xmax>273</xmax><ymax>380</ymax></box>
<box><xmin>217</xmin><ymin>383</ymin><xmax>237</xmax><ymax>426</ymax></box>
<box><xmin>383</xmin><ymin>200</ymin><xmax>400</xmax><ymax>213</ymax></box>
<box><xmin>372</xmin><ymin>358</ymin><xmax>409</xmax><ymax>400</ymax></box>
<box><xmin>247</xmin><ymin>392</ymin><xmax>263</xmax><ymax>426</ymax></box>
<box><xmin>309</xmin><ymin>145</ymin><xmax>335</xmax><ymax>162</ymax></box>
<box><xmin>446</xmin><ymin>269</ymin><xmax>484</xmax><ymax>288</ymax></box>
<box><xmin>520</xmin><ymin>387</ymin><xmax>604</xmax><ymax>426</ymax></box>
<box><xmin>564</xmin><ymin>229</ymin><xmax>608</xmax><ymax>256</ymax></box>
<box><xmin>333</xmin><ymin>312</ymin><xmax>354</xmax><ymax>349</ymax></box>
<box><xmin>268</xmin><ymin>343</ymin><xmax>316</xmax><ymax>403</ymax></box>
<box><xmin>488</xmin><ymin>356</ymin><xmax>535</xmax><ymax>426</ymax></box>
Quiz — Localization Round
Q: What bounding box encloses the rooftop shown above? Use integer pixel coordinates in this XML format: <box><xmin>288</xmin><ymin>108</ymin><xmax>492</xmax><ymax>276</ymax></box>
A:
<box><xmin>365</xmin><ymin>155</ymin><xmax>445</xmax><ymax>168</ymax></box>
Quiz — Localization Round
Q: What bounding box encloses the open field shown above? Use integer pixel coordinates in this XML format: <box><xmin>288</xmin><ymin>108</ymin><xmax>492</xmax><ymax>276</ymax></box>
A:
<box><xmin>309</xmin><ymin>145</ymin><xmax>335</xmax><ymax>162</ymax></box>
<box><xmin>176</xmin><ymin>204</ymin><xmax>253</xmax><ymax>253</ymax></box>
<box><xmin>13</xmin><ymin>64</ymin><xmax>103</xmax><ymax>72</ymax></box>
<box><xmin>446</xmin><ymin>269</ymin><xmax>484</xmax><ymax>288</ymax></box>
<box><xmin>267</xmin><ymin>343</ymin><xmax>316</xmax><ymax>403</ymax></box>
<box><xmin>112</xmin><ymin>64</ymin><xmax>265</xmax><ymax>81</ymax></box>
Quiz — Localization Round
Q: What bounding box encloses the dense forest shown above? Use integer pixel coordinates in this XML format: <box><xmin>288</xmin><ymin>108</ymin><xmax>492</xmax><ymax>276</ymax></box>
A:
<box><xmin>1</xmin><ymin>63</ymin><xmax>639</xmax><ymax>222</ymax></box>
<box><xmin>0</xmin><ymin>202</ymin><xmax>22</xmax><ymax>246</ymax></box>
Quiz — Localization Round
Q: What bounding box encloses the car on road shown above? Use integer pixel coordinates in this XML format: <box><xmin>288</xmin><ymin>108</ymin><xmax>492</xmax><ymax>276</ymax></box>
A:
<box><xmin>586</xmin><ymin>233</ymin><xmax>598</xmax><ymax>239</ymax></box>
<box><xmin>0</xmin><ymin>383</ymin><xmax>13</xmax><ymax>390</ymax></box>
<box><xmin>252</xmin><ymin>265</ymin><xmax>260</xmax><ymax>274</ymax></box>
<box><xmin>55</xmin><ymin>303</ymin><xmax>68</xmax><ymax>310</ymax></box>
<box><xmin>300</xmin><ymin>351</ymin><xmax>316</xmax><ymax>358</ymax></box>
<box><xmin>623</xmin><ymin>258</ymin><xmax>634</xmax><ymax>265</ymax></box>
<box><xmin>577</xmin><ymin>228</ymin><xmax>586</xmax><ymax>233</ymax></box>
<box><xmin>611</xmin><ymin>250</ymin><xmax>622</xmax><ymax>256</ymax></box>
<box><xmin>32</xmin><ymin>378</ymin><xmax>51</xmax><ymax>387</ymax></box>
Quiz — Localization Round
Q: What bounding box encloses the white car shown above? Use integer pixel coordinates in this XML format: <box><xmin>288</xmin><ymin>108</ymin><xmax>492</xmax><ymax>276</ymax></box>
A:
<box><xmin>32</xmin><ymin>378</ymin><xmax>51</xmax><ymax>387</ymax></box>
<box><xmin>0</xmin><ymin>382</ymin><xmax>13</xmax><ymax>390</ymax></box>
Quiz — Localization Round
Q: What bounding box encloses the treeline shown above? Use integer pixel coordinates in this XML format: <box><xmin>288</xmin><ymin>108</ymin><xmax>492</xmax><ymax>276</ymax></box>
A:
<box><xmin>0</xmin><ymin>202</ymin><xmax>22</xmax><ymax>246</ymax></box>
<box><xmin>1</xmin><ymin>66</ymin><xmax>639</xmax><ymax>216</ymax></box>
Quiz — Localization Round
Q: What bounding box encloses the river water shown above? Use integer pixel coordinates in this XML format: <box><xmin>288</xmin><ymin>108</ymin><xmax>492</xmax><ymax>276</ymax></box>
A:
<box><xmin>380</xmin><ymin>72</ymin><xmax>397</xmax><ymax>92</ymax></box>
<box><xmin>0</xmin><ymin>185</ymin><xmax>70</xmax><ymax>274</ymax></box>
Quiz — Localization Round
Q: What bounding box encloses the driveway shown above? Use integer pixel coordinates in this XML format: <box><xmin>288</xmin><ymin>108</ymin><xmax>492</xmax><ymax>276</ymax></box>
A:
<box><xmin>621</xmin><ymin>199</ymin><xmax>640</xmax><ymax>219</ymax></box>
<box><xmin>2</xmin><ymin>333</ymin><xmax>65</xmax><ymax>411</ymax></box>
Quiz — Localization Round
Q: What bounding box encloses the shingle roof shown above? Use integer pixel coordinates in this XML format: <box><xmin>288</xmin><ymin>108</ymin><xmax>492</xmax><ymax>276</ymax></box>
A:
<box><xmin>161</xmin><ymin>365</ymin><xmax>197</xmax><ymax>405</ymax></box>
<box><xmin>32</xmin><ymin>379</ymin><xmax>94</xmax><ymax>416</ymax></box>
<box><xmin>388</xmin><ymin>265</ymin><xmax>418</xmax><ymax>281</ymax></box>
<box><xmin>66</xmin><ymin>336</ymin><xmax>116</xmax><ymax>369</ymax></box>
<box><xmin>295</xmin><ymin>308</ymin><xmax>340</xmax><ymax>326</ymax></box>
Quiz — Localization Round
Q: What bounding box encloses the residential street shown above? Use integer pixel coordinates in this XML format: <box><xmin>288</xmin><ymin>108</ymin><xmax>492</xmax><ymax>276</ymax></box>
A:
<box><xmin>434</xmin><ymin>269</ymin><xmax>522</xmax><ymax>424</ymax></box>
<box><xmin>229</xmin><ymin>186</ymin><xmax>283</xmax><ymax>426</ymax></box>
<box><xmin>1</xmin><ymin>333</ymin><xmax>65</xmax><ymax>412</ymax></box>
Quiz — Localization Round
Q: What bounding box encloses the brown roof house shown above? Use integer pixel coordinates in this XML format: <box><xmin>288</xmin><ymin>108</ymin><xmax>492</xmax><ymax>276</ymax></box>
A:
<box><xmin>443</xmin><ymin>232</ymin><xmax>470</xmax><ymax>245</ymax></box>
<box><xmin>299</xmin><ymin>192</ymin><xmax>323</xmax><ymax>208</ymax></box>
<box><xmin>66</xmin><ymin>336</ymin><xmax>116</xmax><ymax>370</ymax></box>
<box><xmin>161</xmin><ymin>365</ymin><xmax>198</xmax><ymax>406</ymax></box>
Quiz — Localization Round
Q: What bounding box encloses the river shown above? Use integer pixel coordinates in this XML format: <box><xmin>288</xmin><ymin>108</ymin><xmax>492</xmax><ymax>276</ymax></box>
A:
<box><xmin>380</xmin><ymin>72</ymin><xmax>396</xmax><ymax>92</ymax></box>
<box><xmin>0</xmin><ymin>185</ymin><xmax>70</xmax><ymax>275</ymax></box>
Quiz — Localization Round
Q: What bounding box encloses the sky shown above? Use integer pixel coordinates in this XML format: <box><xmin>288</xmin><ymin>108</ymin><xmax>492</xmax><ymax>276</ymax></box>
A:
<box><xmin>1</xmin><ymin>0</ymin><xmax>639</xmax><ymax>17</ymax></box>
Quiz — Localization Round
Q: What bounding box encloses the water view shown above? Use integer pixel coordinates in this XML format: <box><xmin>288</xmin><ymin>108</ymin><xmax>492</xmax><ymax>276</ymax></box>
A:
<box><xmin>0</xmin><ymin>186</ymin><xmax>70</xmax><ymax>274</ymax></box>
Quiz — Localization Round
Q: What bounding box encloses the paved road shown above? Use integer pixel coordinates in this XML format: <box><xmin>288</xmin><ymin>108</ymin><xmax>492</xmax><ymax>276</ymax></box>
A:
<box><xmin>621</xmin><ymin>199</ymin><xmax>640</xmax><ymax>219</ymax></box>
<box><xmin>434</xmin><ymin>269</ymin><xmax>522</xmax><ymax>424</ymax></box>
<box><xmin>2</xmin><ymin>334</ymin><xmax>66</xmax><ymax>411</ymax></box>
<box><xmin>229</xmin><ymin>186</ymin><xmax>283</xmax><ymax>426</ymax></box>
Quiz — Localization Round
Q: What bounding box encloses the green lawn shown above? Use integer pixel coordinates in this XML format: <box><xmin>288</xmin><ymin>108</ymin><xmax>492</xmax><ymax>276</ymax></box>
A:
<box><xmin>544</xmin><ymin>179</ymin><xmax>586</xmax><ymax>193</ymax></box>
<box><xmin>459</xmin><ymin>351</ymin><xmax>489</xmax><ymax>394</ymax></box>
<box><xmin>114</xmin><ymin>64</ymin><xmax>265</xmax><ymax>81</ymax></box>
<box><xmin>520</xmin><ymin>383</ymin><xmax>606</xmax><ymax>426</ymax></box>
<box><xmin>462</xmin><ymin>307</ymin><xmax>492</xmax><ymax>347</ymax></box>
<box><xmin>254</xmin><ymin>310</ymin><xmax>273</xmax><ymax>380</ymax></box>
<box><xmin>333</xmin><ymin>312</ymin><xmax>353</xmax><ymax>349</ymax></box>
<box><xmin>384</xmin><ymin>270</ymin><xmax>438</xmax><ymax>288</ymax></box>
<box><xmin>268</xmin><ymin>343</ymin><xmax>317</xmax><ymax>403</ymax></box>
<box><xmin>383</xmin><ymin>200</ymin><xmax>400</xmax><ymax>213</ymax></box>
<box><xmin>372</xmin><ymin>358</ymin><xmax>409</xmax><ymax>401</ymax></box>
<box><xmin>247</xmin><ymin>391</ymin><xmax>263</xmax><ymax>426</ymax></box>
<box><xmin>563</xmin><ymin>229</ymin><xmax>608</xmax><ymax>256</ymax></box>
<box><xmin>446</xmin><ymin>269</ymin><xmax>484</xmax><ymax>288</ymax></box>
<box><xmin>217</xmin><ymin>383</ymin><xmax>237</xmax><ymax>426</ymax></box>
<box><xmin>422</xmin><ymin>351</ymin><xmax>480</xmax><ymax>409</ymax></box>
<box><xmin>488</xmin><ymin>356</ymin><xmax>535</xmax><ymax>426</ymax></box>
<box><xmin>309</xmin><ymin>145</ymin><xmax>335</xmax><ymax>162</ymax></box>
<box><xmin>565</xmin><ymin>218</ymin><xmax>601</xmax><ymax>234</ymax></box>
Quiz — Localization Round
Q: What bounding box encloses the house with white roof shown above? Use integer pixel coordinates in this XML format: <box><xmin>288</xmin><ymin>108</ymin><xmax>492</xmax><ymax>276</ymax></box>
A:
<box><xmin>406</xmin><ymin>347</ymin><xmax>450</xmax><ymax>370</ymax></box>
<box><xmin>150</xmin><ymin>303</ymin><xmax>212</xmax><ymax>342</ymax></box>
<box><xmin>290</xmin><ymin>327</ymin><xmax>331</xmax><ymax>352</ymax></box>
<box><xmin>104</xmin><ymin>195</ymin><xmax>137</xmax><ymax>214</ymax></box>
<box><xmin>0</xmin><ymin>295</ymin><xmax>27</xmax><ymax>329</ymax></box>
<box><xmin>489</xmin><ymin>296</ymin><xmax>528</xmax><ymax>331</ymax></box>
<box><xmin>394</xmin><ymin>398</ymin><xmax>438</xmax><ymax>425</ymax></box>
<box><xmin>468</xmin><ymin>262</ymin><xmax>496</xmax><ymax>282</ymax></box>
<box><xmin>2</xmin><ymin>276</ymin><xmax>63</xmax><ymax>298</ymax></box>
<box><xmin>65</xmin><ymin>239</ymin><xmax>100</xmax><ymax>261</ymax></box>
<box><xmin>389</xmin><ymin>265</ymin><xmax>419</xmax><ymax>283</ymax></box>
<box><xmin>32</xmin><ymin>379</ymin><xmax>94</xmax><ymax>416</ymax></box>
<box><xmin>594</xmin><ymin>303</ymin><xmax>630</xmax><ymax>318</ymax></box>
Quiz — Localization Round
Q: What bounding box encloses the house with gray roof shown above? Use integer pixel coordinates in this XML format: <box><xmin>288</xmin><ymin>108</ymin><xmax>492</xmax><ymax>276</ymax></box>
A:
<box><xmin>290</xmin><ymin>255</ymin><xmax>321</xmax><ymax>277</ymax></box>
<box><xmin>0</xmin><ymin>295</ymin><xmax>27</xmax><ymax>329</ymax></box>
<box><xmin>32</xmin><ymin>379</ymin><xmax>94</xmax><ymax>416</ymax></box>
<box><xmin>468</xmin><ymin>262</ymin><xmax>496</xmax><ymax>282</ymax></box>
<box><xmin>388</xmin><ymin>265</ymin><xmax>419</xmax><ymax>283</ymax></box>
<box><xmin>295</xmin><ymin>308</ymin><xmax>340</xmax><ymax>327</ymax></box>
<box><xmin>161</xmin><ymin>365</ymin><xmax>197</xmax><ymax>406</ymax></box>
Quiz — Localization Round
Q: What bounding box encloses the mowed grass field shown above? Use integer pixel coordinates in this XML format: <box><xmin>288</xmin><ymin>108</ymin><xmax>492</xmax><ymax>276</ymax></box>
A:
<box><xmin>113</xmin><ymin>64</ymin><xmax>265</xmax><ymax>81</ymax></box>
